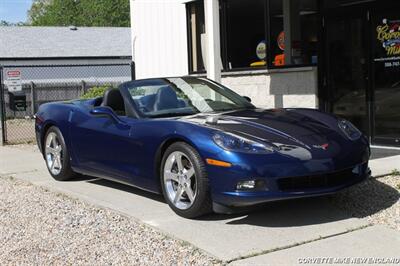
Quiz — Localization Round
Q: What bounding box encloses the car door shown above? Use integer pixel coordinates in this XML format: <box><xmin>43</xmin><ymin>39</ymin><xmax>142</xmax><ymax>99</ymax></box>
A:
<box><xmin>69</xmin><ymin>109</ymin><xmax>135</xmax><ymax>179</ymax></box>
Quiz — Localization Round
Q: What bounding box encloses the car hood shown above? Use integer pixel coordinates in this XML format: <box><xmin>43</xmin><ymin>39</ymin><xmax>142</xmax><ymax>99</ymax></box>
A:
<box><xmin>182</xmin><ymin>108</ymin><xmax>342</xmax><ymax>156</ymax></box>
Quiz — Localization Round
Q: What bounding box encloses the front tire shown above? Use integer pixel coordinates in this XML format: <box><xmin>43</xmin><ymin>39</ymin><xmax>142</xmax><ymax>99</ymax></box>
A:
<box><xmin>160</xmin><ymin>142</ymin><xmax>212</xmax><ymax>219</ymax></box>
<box><xmin>44</xmin><ymin>126</ymin><xmax>76</xmax><ymax>181</ymax></box>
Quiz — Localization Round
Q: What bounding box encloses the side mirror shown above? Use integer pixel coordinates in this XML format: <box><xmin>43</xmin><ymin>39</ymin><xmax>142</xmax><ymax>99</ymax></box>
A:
<box><xmin>243</xmin><ymin>96</ymin><xmax>252</xmax><ymax>103</ymax></box>
<box><xmin>90</xmin><ymin>106</ymin><xmax>122</xmax><ymax>123</ymax></box>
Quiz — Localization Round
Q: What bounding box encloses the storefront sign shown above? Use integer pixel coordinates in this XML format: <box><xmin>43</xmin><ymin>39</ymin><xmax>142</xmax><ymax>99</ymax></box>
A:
<box><xmin>376</xmin><ymin>18</ymin><xmax>400</xmax><ymax>57</ymax></box>
<box><xmin>5</xmin><ymin>69</ymin><xmax>22</xmax><ymax>92</ymax></box>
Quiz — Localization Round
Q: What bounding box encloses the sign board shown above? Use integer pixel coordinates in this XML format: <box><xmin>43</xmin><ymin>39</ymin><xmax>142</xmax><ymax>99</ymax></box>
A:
<box><xmin>375</xmin><ymin>18</ymin><xmax>400</xmax><ymax>68</ymax></box>
<box><xmin>9</xmin><ymin>92</ymin><xmax>27</xmax><ymax>112</ymax></box>
<box><xmin>5</xmin><ymin>70</ymin><xmax>22</xmax><ymax>92</ymax></box>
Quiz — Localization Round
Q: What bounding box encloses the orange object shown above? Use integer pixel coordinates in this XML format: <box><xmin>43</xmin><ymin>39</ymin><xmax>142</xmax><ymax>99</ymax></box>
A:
<box><xmin>273</xmin><ymin>54</ymin><xmax>285</xmax><ymax>66</ymax></box>
<box><xmin>277</xmin><ymin>31</ymin><xmax>285</xmax><ymax>51</ymax></box>
<box><xmin>206</xmin><ymin>158</ymin><xmax>232</xmax><ymax>168</ymax></box>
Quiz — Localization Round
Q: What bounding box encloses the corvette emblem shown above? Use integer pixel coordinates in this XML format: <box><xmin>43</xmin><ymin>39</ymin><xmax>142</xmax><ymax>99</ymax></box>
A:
<box><xmin>313</xmin><ymin>143</ymin><xmax>329</xmax><ymax>150</ymax></box>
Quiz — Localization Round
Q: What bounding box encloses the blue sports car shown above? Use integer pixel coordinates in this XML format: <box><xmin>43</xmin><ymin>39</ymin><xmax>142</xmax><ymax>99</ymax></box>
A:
<box><xmin>35</xmin><ymin>77</ymin><xmax>370</xmax><ymax>218</ymax></box>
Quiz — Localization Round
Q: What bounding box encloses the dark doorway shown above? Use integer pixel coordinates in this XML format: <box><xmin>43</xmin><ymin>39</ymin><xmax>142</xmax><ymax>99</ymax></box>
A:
<box><xmin>323</xmin><ymin>9</ymin><xmax>370</xmax><ymax>135</ymax></box>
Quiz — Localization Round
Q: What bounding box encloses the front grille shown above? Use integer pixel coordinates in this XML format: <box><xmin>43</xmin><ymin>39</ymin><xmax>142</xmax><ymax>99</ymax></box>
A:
<box><xmin>277</xmin><ymin>168</ymin><xmax>360</xmax><ymax>192</ymax></box>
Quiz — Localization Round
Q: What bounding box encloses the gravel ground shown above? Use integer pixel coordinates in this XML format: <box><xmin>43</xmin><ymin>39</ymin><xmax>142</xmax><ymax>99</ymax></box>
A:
<box><xmin>0</xmin><ymin>176</ymin><xmax>219</xmax><ymax>265</ymax></box>
<box><xmin>331</xmin><ymin>175</ymin><xmax>400</xmax><ymax>231</ymax></box>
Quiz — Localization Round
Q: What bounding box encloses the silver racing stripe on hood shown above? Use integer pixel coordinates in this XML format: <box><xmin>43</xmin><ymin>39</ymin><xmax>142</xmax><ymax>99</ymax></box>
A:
<box><xmin>182</xmin><ymin>114</ymin><xmax>311</xmax><ymax>149</ymax></box>
<box><xmin>222</xmin><ymin>115</ymin><xmax>311</xmax><ymax>149</ymax></box>
<box><xmin>181</xmin><ymin>115</ymin><xmax>317</xmax><ymax>160</ymax></box>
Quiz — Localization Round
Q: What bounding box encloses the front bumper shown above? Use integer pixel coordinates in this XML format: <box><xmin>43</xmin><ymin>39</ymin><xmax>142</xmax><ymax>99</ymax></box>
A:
<box><xmin>210</xmin><ymin>161</ymin><xmax>370</xmax><ymax>208</ymax></box>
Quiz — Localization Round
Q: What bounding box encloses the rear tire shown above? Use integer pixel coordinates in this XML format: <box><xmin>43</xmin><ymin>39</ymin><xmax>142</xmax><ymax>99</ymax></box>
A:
<box><xmin>44</xmin><ymin>126</ymin><xmax>76</xmax><ymax>181</ymax></box>
<box><xmin>160</xmin><ymin>142</ymin><xmax>212</xmax><ymax>219</ymax></box>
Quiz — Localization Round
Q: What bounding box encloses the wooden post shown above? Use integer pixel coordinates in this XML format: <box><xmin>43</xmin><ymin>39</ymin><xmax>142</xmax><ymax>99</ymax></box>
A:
<box><xmin>0</xmin><ymin>66</ymin><xmax>5</xmax><ymax>145</ymax></box>
<box><xmin>81</xmin><ymin>80</ymin><xmax>86</xmax><ymax>96</ymax></box>
<box><xmin>30</xmin><ymin>81</ymin><xmax>35</xmax><ymax>116</ymax></box>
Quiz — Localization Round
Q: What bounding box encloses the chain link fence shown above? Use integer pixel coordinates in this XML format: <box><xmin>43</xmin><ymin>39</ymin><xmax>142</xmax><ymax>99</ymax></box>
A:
<box><xmin>0</xmin><ymin>63</ymin><xmax>133</xmax><ymax>145</ymax></box>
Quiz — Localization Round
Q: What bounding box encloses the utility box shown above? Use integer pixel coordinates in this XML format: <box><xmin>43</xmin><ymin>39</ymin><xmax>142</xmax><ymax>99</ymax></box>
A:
<box><xmin>9</xmin><ymin>92</ymin><xmax>27</xmax><ymax>112</ymax></box>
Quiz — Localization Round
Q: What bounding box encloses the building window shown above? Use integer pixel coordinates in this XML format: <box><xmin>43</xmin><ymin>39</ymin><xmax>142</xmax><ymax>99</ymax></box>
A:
<box><xmin>269</xmin><ymin>0</ymin><xmax>318</xmax><ymax>67</ymax></box>
<box><xmin>187</xmin><ymin>0</ymin><xmax>206</xmax><ymax>73</ymax></box>
<box><xmin>223</xmin><ymin>0</ymin><xmax>267</xmax><ymax>69</ymax></box>
<box><xmin>186</xmin><ymin>0</ymin><xmax>318</xmax><ymax>73</ymax></box>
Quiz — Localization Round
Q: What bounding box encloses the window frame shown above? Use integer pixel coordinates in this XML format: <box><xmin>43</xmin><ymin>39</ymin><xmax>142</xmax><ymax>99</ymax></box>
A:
<box><xmin>186</xmin><ymin>0</ymin><xmax>207</xmax><ymax>74</ymax></box>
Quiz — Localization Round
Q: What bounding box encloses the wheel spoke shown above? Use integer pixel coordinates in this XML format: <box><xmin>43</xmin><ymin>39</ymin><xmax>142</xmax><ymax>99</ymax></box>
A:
<box><xmin>185</xmin><ymin>186</ymin><xmax>195</xmax><ymax>202</ymax></box>
<box><xmin>56</xmin><ymin>145</ymin><xmax>62</xmax><ymax>153</ymax></box>
<box><xmin>51</xmin><ymin>135</ymin><xmax>57</xmax><ymax>148</ymax></box>
<box><xmin>55</xmin><ymin>156</ymin><xmax>62</xmax><ymax>169</ymax></box>
<box><xmin>165</xmin><ymin>170</ymin><xmax>179</xmax><ymax>182</ymax></box>
<box><xmin>174</xmin><ymin>186</ymin><xmax>183</xmax><ymax>203</ymax></box>
<box><xmin>50</xmin><ymin>158</ymin><xmax>56</xmax><ymax>171</ymax></box>
<box><xmin>176</xmin><ymin>154</ymin><xmax>184</xmax><ymax>171</ymax></box>
<box><xmin>47</xmin><ymin>134</ymin><xmax>53</xmax><ymax>146</ymax></box>
<box><xmin>184</xmin><ymin>167</ymin><xmax>195</xmax><ymax>179</ymax></box>
<box><xmin>46</xmin><ymin>146</ymin><xmax>57</xmax><ymax>155</ymax></box>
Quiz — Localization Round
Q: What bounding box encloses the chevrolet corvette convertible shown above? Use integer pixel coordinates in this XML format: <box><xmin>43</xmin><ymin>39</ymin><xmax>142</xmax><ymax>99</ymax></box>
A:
<box><xmin>35</xmin><ymin>77</ymin><xmax>370</xmax><ymax>218</ymax></box>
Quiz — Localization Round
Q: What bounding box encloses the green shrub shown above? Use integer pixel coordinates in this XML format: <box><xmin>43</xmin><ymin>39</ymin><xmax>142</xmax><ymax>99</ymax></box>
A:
<box><xmin>391</xmin><ymin>169</ymin><xmax>400</xmax><ymax>176</ymax></box>
<box><xmin>81</xmin><ymin>86</ymin><xmax>110</xmax><ymax>99</ymax></box>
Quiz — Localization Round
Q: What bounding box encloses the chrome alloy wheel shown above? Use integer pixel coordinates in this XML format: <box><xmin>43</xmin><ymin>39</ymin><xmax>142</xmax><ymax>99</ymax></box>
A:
<box><xmin>163</xmin><ymin>151</ymin><xmax>197</xmax><ymax>210</ymax></box>
<box><xmin>45</xmin><ymin>132</ymin><xmax>63</xmax><ymax>175</ymax></box>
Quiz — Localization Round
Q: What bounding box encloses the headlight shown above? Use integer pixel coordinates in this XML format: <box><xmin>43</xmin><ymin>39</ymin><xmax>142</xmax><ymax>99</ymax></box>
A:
<box><xmin>213</xmin><ymin>132</ymin><xmax>276</xmax><ymax>154</ymax></box>
<box><xmin>338</xmin><ymin>119</ymin><xmax>362</xmax><ymax>140</ymax></box>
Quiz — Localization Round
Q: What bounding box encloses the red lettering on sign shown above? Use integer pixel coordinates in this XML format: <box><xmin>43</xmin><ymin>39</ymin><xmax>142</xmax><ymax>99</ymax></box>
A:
<box><xmin>7</xmin><ymin>70</ymin><xmax>21</xmax><ymax>77</ymax></box>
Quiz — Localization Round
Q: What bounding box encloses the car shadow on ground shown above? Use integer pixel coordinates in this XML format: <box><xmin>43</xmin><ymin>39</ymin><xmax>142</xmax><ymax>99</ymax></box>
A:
<box><xmin>87</xmin><ymin>178</ymin><xmax>166</xmax><ymax>203</ymax></box>
<box><xmin>69</xmin><ymin>175</ymin><xmax>398</xmax><ymax>227</ymax></box>
<box><xmin>199</xmin><ymin>197</ymin><xmax>354</xmax><ymax>227</ymax></box>
<box><xmin>329</xmin><ymin>177</ymin><xmax>400</xmax><ymax>218</ymax></box>
<box><xmin>199</xmin><ymin>177</ymin><xmax>399</xmax><ymax>227</ymax></box>
<box><xmin>63</xmin><ymin>174</ymin><xmax>166</xmax><ymax>203</ymax></box>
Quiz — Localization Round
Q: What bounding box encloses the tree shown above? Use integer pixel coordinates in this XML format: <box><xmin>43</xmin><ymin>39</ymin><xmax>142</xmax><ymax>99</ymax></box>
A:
<box><xmin>0</xmin><ymin>20</ymin><xmax>10</xmax><ymax>26</ymax></box>
<box><xmin>0</xmin><ymin>20</ymin><xmax>28</xmax><ymax>26</ymax></box>
<box><xmin>28</xmin><ymin>0</ymin><xmax>51</xmax><ymax>24</ymax></box>
<box><xmin>28</xmin><ymin>0</ymin><xmax>130</xmax><ymax>27</ymax></box>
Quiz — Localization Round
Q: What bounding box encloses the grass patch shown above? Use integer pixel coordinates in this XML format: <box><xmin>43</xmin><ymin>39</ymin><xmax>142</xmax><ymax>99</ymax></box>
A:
<box><xmin>391</xmin><ymin>169</ymin><xmax>400</xmax><ymax>176</ymax></box>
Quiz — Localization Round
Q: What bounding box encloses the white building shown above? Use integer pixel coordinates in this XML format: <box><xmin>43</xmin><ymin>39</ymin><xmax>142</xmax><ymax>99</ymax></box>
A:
<box><xmin>130</xmin><ymin>0</ymin><xmax>400</xmax><ymax>147</ymax></box>
<box><xmin>130</xmin><ymin>0</ymin><xmax>317</xmax><ymax>110</ymax></box>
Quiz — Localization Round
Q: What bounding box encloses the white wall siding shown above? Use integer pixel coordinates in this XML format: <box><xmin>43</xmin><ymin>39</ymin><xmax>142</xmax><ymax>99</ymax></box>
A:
<box><xmin>131</xmin><ymin>0</ymin><xmax>189</xmax><ymax>79</ymax></box>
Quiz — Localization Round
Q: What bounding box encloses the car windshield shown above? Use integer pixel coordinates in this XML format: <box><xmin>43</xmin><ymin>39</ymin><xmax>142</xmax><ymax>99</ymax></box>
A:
<box><xmin>126</xmin><ymin>77</ymin><xmax>255</xmax><ymax>118</ymax></box>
